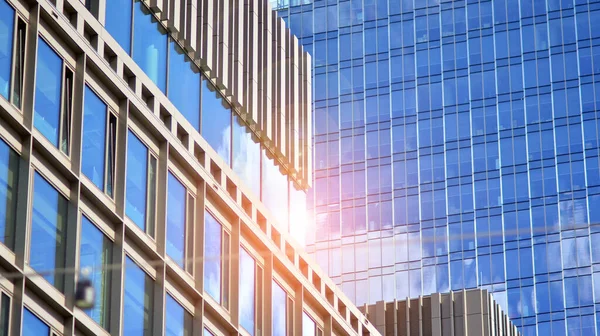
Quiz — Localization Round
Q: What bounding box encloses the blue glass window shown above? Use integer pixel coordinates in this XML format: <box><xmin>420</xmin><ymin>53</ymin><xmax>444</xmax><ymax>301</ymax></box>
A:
<box><xmin>105</xmin><ymin>0</ymin><xmax>132</xmax><ymax>53</ymax></box>
<box><xmin>239</xmin><ymin>247</ymin><xmax>255</xmax><ymax>335</ymax></box>
<box><xmin>168</xmin><ymin>41</ymin><xmax>200</xmax><ymax>130</ymax></box>
<box><xmin>22</xmin><ymin>308</ymin><xmax>49</xmax><ymax>336</ymax></box>
<box><xmin>133</xmin><ymin>2</ymin><xmax>167</xmax><ymax>91</ymax></box>
<box><xmin>204</xmin><ymin>211</ymin><xmax>223</xmax><ymax>303</ymax></box>
<box><xmin>165</xmin><ymin>294</ymin><xmax>192</xmax><ymax>336</ymax></box>
<box><xmin>0</xmin><ymin>139</ymin><xmax>18</xmax><ymax>250</ymax></box>
<box><xmin>30</xmin><ymin>172</ymin><xmax>67</xmax><ymax>290</ymax></box>
<box><xmin>0</xmin><ymin>0</ymin><xmax>14</xmax><ymax>100</ymax></box>
<box><xmin>123</xmin><ymin>256</ymin><xmax>153</xmax><ymax>336</ymax></box>
<box><xmin>79</xmin><ymin>216</ymin><xmax>112</xmax><ymax>328</ymax></box>
<box><xmin>126</xmin><ymin>130</ymin><xmax>156</xmax><ymax>235</ymax></box>
<box><xmin>82</xmin><ymin>86</ymin><xmax>109</xmax><ymax>193</ymax></box>
<box><xmin>34</xmin><ymin>38</ymin><xmax>63</xmax><ymax>147</ymax></box>
<box><xmin>167</xmin><ymin>172</ymin><xmax>187</xmax><ymax>269</ymax></box>
<box><xmin>272</xmin><ymin>281</ymin><xmax>287</xmax><ymax>336</ymax></box>
<box><xmin>232</xmin><ymin>116</ymin><xmax>260</xmax><ymax>196</ymax></box>
<box><xmin>201</xmin><ymin>80</ymin><xmax>231</xmax><ymax>164</ymax></box>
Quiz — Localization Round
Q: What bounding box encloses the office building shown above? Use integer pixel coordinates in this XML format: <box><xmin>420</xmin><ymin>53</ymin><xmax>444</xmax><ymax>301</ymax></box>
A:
<box><xmin>361</xmin><ymin>289</ymin><xmax>518</xmax><ymax>336</ymax></box>
<box><xmin>274</xmin><ymin>0</ymin><xmax>600</xmax><ymax>334</ymax></box>
<box><xmin>0</xmin><ymin>0</ymin><xmax>382</xmax><ymax>334</ymax></box>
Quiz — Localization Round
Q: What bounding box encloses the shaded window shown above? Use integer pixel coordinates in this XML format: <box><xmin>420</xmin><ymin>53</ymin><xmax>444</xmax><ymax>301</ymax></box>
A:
<box><xmin>201</xmin><ymin>80</ymin><xmax>232</xmax><ymax>164</ymax></box>
<box><xmin>34</xmin><ymin>38</ymin><xmax>72</xmax><ymax>152</ymax></box>
<box><xmin>232</xmin><ymin>116</ymin><xmax>260</xmax><ymax>196</ymax></box>
<box><xmin>167</xmin><ymin>172</ymin><xmax>189</xmax><ymax>269</ymax></box>
<box><xmin>30</xmin><ymin>172</ymin><xmax>67</xmax><ymax>291</ymax></box>
<box><xmin>133</xmin><ymin>2</ymin><xmax>167</xmax><ymax>91</ymax></box>
<box><xmin>272</xmin><ymin>281</ymin><xmax>287</xmax><ymax>336</ymax></box>
<box><xmin>168</xmin><ymin>41</ymin><xmax>200</xmax><ymax>130</ymax></box>
<box><xmin>79</xmin><ymin>216</ymin><xmax>112</xmax><ymax>329</ymax></box>
<box><xmin>0</xmin><ymin>139</ymin><xmax>18</xmax><ymax>250</ymax></box>
<box><xmin>125</xmin><ymin>130</ymin><xmax>157</xmax><ymax>236</ymax></box>
<box><xmin>0</xmin><ymin>0</ymin><xmax>14</xmax><ymax>100</ymax></box>
<box><xmin>22</xmin><ymin>308</ymin><xmax>49</xmax><ymax>336</ymax></box>
<box><xmin>82</xmin><ymin>86</ymin><xmax>116</xmax><ymax>196</ymax></box>
<box><xmin>123</xmin><ymin>257</ymin><xmax>153</xmax><ymax>336</ymax></box>
<box><xmin>165</xmin><ymin>294</ymin><xmax>193</xmax><ymax>336</ymax></box>
<box><xmin>239</xmin><ymin>247</ymin><xmax>255</xmax><ymax>335</ymax></box>
<box><xmin>105</xmin><ymin>0</ymin><xmax>132</xmax><ymax>53</ymax></box>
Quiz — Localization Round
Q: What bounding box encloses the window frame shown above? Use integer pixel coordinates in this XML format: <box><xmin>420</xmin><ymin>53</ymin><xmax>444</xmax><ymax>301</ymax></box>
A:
<box><xmin>164</xmin><ymin>286</ymin><xmax>194</xmax><ymax>335</ymax></box>
<box><xmin>166</xmin><ymin>166</ymin><xmax>196</xmax><ymax>274</ymax></box>
<box><xmin>203</xmin><ymin>204</ymin><xmax>232</xmax><ymax>311</ymax></box>
<box><xmin>1</xmin><ymin>2</ymin><xmax>27</xmax><ymax>109</ymax></box>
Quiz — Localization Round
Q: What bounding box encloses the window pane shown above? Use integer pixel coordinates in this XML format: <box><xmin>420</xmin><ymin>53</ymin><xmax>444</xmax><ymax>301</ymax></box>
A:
<box><xmin>123</xmin><ymin>256</ymin><xmax>153</xmax><ymax>336</ymax></box>
<box><xmin>302</xmin><ymin>312</ymin><xmax>316</xmax><ymax>336</ymax></box>
<box><xmin>168</xmin><ymin>41</ymin><xmax>200</xmax><ymax>130</ymax></box>
<box><xmin>165</xmin><ymin>294</ymin><xmax>192</xmax><ymax>336</ymax></box>
<box><xmin>105</xmin><ymin>0</ymin><xmax>132</xmax><ymax>53</ymax></box>
<box><xmin>34</xmin><ymin>38</ymin><xmax>63</xmax><ymax>147</ymax></box>
<box><xmin>232</xmin><ymin>116</ymin><xmax>260</xmax><ymax>196</ymax></box>
<box><xmin>0</xmin><ymin>0</ymin><xmax>15</xmax><ymax>100</ymax></box>
<box><xmin>204</xmin><ymin>211</ymin><xmax>221</xmax><ymax>303</ymax></box>
<box><xmin>201</xmin><ymin>80</ymin><xmax>231</xmax><ymax>164</ymax></box>
<box><xmin>239</xmin><ymin>247</ymin><xmax>255</xmax><ymax>335</ymax></box>
<box><xmin>0</xmin><ymin>139</ymin><xmax>18</xmax><ymax>250</ymax></box>
<box><xmin>30</xmin><ymin>172</ymin><xmax>67</xmax><ymax>290</ymax></box>
<box><xmin>82</xmin><ymin>86</ymin><xmax>107</xmax><ymax>191</ymax></box>
<box><xmin>22</xmin><ymin>308</ymin><xmax>49</xmax><ymax>336</ymax></box>
<box><xmin>0</xmin><ymin>293</ymin><xmax>8</xmax><ymax>336</ymax></box>
<box><xmin>133</xmin><ymin>2</ymin><xmax>167</xmax><ymax>91</ymax></box>
<box><xmin>167</xmin><ymin>172</ymin><xmax>186</xmax><ymax>268</ymax></box>
<box><xmin>79</xmin><ymin>216</ymin><xmax>112</xmax><ymax>329</ymax></box>
<box><xmin>126</xmin><ymin>131</ymin><xmax>148</xmax><ymax>231</ymax></box>
<box><xmin>261</xmin><ymin>151</ymin><xmax>289</xmax><ymax>230</ymax></box>
<box><xmin>272</xmin><ymin>281</ymin><xmax>286</xmax><ymax>336</ymax></box>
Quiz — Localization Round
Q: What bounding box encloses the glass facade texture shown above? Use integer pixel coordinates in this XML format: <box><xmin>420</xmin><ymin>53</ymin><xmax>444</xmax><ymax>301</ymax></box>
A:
<box><xmin>277</xmin><ymin>0</ymin><xmax>600</xmax><ymax>334</ymax></box>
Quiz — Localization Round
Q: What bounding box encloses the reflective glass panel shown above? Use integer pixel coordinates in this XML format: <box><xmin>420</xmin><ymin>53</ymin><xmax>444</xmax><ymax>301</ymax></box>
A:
<box><xmin>0</xmin><ymin>139</ymin><xmax>17</xmax><ymax>250</ymax></box>
<box><xmin>168</xmin><ymin>41</ymin><xmax>200</xmax><ymax>130</ymax></box>
<box><xmin>126</xmin><ymin>130</ymin><xmax>148</xmax><ymax>230</ymax></box>
<box><xmin>34</xmin><ymin>38</ymin><xmax>63</xmax><ymax>147</ymax></box>
<box><xmin>22</xmin><ymin>308</ymin><xmax>49</xmax><ymax>336</ymax></box>
<box><xmin>302</xmin><ymin>312</ymin><xmax>316</xmax><ymax>336</ymax></box>
<box><xmin>81</xmin><ymin>85</ymin><xmax>107</xmax><ymax>191</ymax></box>
<box><xmin>165</xmin><ymin>294</ymin><xmax>192</xmax><ymax>336</ymax></box>
<box><xmin>166</xmin><ymin>172</ymin><xmax>186</xmax><ymax>268</ymax></box>
<box><xmin>232</xmin><ymin>116</ymin><xmax>260</xmax><ymax>196</ymax></box>
<box><xmin>123</xmin><ymin>256</ymin><xmax>153</xmax><ymax>336</ymax></box>
<box><xmin>79</xmin><ymin>216</ymin><xmax>112</xmax><ymax>329</ymax></box>
<box><xmin>30</xmin><ymin>172</ymin><xmax>67</xmax><ymax>290</ymax></box>
<box><xmin>133</xmin><ymin>2</ymin><xmax>167</xmax><ymax>92</ymax></box>
<box><xmin>105</xmin><ymin>0</ymin><xmax>132</xmax><ymax>53</ymax></box>
<box><xmin>239</xmin><ymin>247</ymin><xmax>255</xmax><ymax>335</ymax></box>
<box><xmin>0</xmin><ymin>0</ymin><xmax>14</xmax><ymax>100</ymax></box>
<box><xmin>272</xmin><ymin>281</ymin><xmax>286</xmax><ymax>336</ymax></box>
<box><xmin>204</xmin><ymin>211</ymin><xmax>221</xmax><ymax>303</ymax></box>
<box><xmin>261</xmin><ymin>151</ymin><xmax>289</xmax><ymax>230</ymax></box>
<box><xmin>201</xmin><ymin>80</ymin><xmax>231</xmax><ymax>164</ymax></box>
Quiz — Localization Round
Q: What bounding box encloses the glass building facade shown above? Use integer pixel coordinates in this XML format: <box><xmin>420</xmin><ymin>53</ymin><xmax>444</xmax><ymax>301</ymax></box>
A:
<box><xmin>275</xmin><ymin>0</ymin><xmax>600</xmax><ymax>334</ymax></box>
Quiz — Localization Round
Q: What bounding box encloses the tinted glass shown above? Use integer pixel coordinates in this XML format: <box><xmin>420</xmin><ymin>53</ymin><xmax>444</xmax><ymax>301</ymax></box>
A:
<box><xmin>133</xmin><ymin>2</ymin><xmax>167</xmax><ymax>92</ymax></box>
<box><xmin>168</xmin><ymin>41</ymin><xmax>200</xmax><ymax>130</ymax></box>
<box><xmin>232</xmin><ymin>116</ymin><xmax>260</xmax><ymax>196</ymax></box>
<box><xmin>0</xmin><ymin>139</ymin><xmax>17</xmax><ymax>250</ymax></box>
<box><xmin>0</xmin><ymin>294</ymin><xmax>8</xmax><ymax>336</ymax></box>
<box><xmin>34</xmin><ymin>38</ymin><xmax>63</xmax><ymax>147</ymax></box>
<box><xmin>123</xmin><ymin>256</ymin><xmax>153</xmax><ymax>336</ymax></box>
<box><xmin>22</xmin><ymin>308</ymin><xmax>49</xmax><ymax>336</ymax></box>
<box><xmin>201</xmin><ymin>80</ymin><xmax>231</xmax><ymax>164</ymax></box>
<box><xmin>0</xmin><ymin>0</ymin><xmax>14</xmax><ymax>100</ymax></box>
<box><xmin>272</xmin><ymin>281</ymin><xmax>286</xmax><ymax>336</ymax></box>
<box><xmin>204</xmin><ymin>211</ymin><xmax>221</xmax><ymax>302</ymax></box>
<box><xmin>239</xmin><ymin>247</ymin><xmax>255</xmax><ymax>335</ymax></box>
<box><xmin>166</xmin><ymin>172</ymin><xmax>186</xmax><ymax>268</ymax></box>
<box><xmin>165</xmin><ymin>294</ymin><xmax>192</xmax><ymax>336</ymax></box>
<box><xmin>81</xmin><ymin>86</ymin><xmax>107</xmax><ymax>191</ymax></box>
<box><xmin>105</xmin><ymin>0</ymin><xmax>132</xmax><ymax>53</ymax></box>
<box><xmin>79</xmin><ymin>216</ymin><xmax>112</xmax><ymax>328</ymax></box>
<box><xmin>126</xmin><ymin>130</ymin><xmax>148</xmax><ymax>230</ymax></box>
<box><xmin>30</xmin><ymin>172</ymin><xmax>67</xmax><ymax>290</ymax></box>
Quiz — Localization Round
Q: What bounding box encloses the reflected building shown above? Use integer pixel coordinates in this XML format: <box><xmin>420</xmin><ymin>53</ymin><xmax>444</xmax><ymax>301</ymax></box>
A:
<box><xmin>0</xmin><ymin>0</ymin><xmax>380</xmax><ymax>334</ymax></box>
<box><xmin>274</xmin><ymin>0</ymin><xmax>600</xmax><ymax>334</ymax></box>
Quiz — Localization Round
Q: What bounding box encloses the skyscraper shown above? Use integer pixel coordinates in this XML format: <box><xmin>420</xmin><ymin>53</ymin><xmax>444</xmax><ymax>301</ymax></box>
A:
<box><xmin>274</xmin><ymin>0</ymin><xmax>600</xmax><ymax>334</ymax></box>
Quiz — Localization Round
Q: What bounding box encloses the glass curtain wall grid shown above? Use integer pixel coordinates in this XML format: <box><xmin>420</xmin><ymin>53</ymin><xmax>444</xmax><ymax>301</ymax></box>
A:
<box><xmin>277</xmin><ymin>0</ymin><xmax>600</xmax><ymax>335</ymax></box>
<box><xmin>0</xmin><ymin>0</ymin><xmax>378</xmax><ymax>335</ymax></box>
